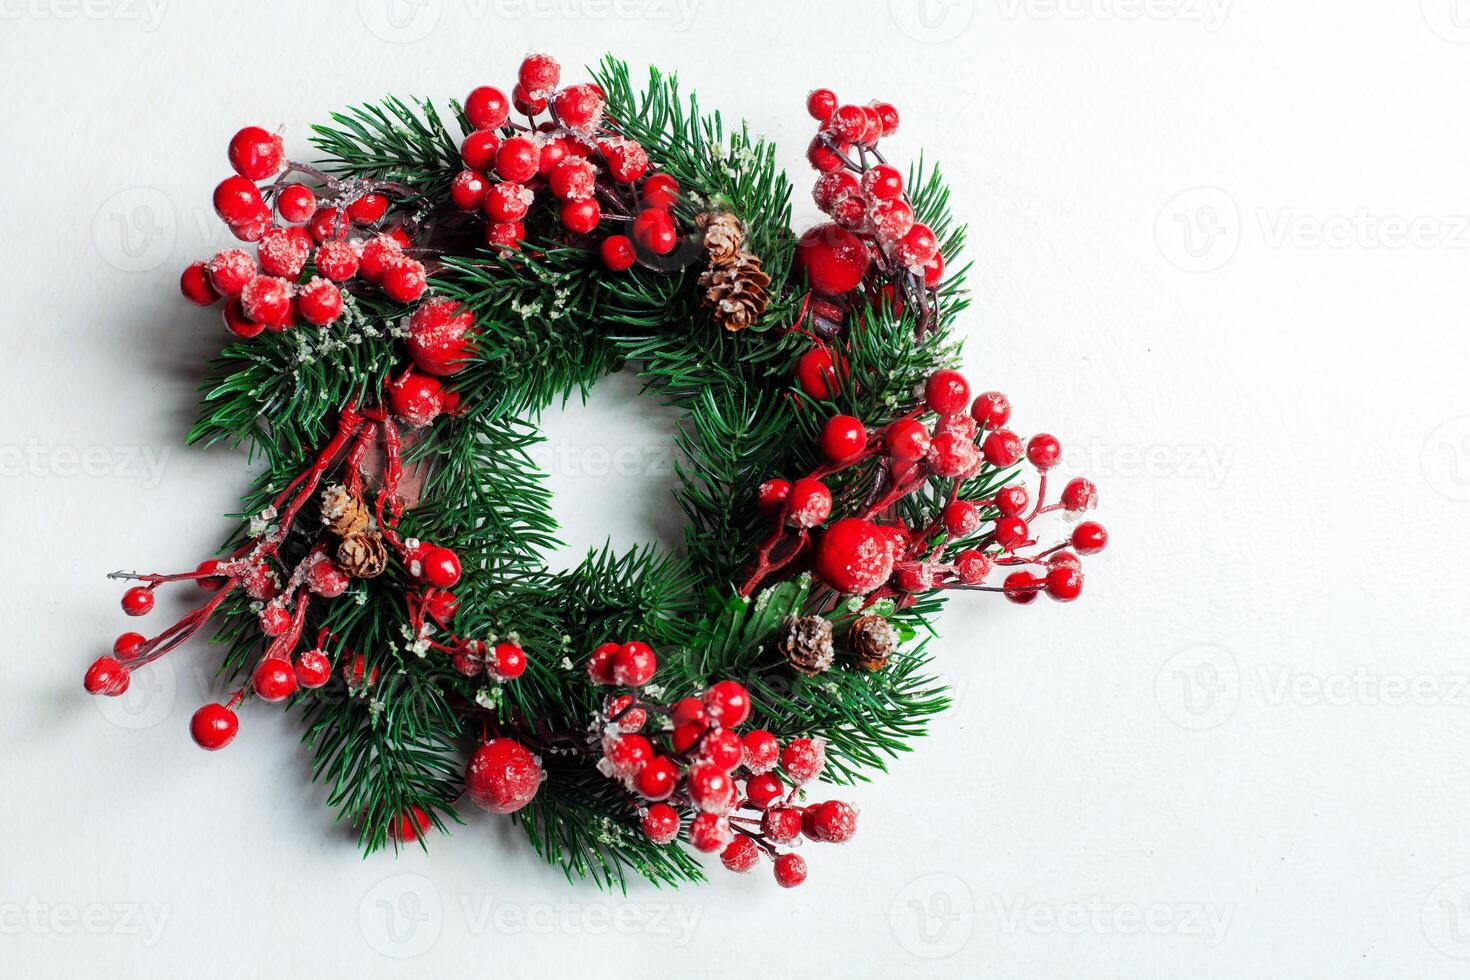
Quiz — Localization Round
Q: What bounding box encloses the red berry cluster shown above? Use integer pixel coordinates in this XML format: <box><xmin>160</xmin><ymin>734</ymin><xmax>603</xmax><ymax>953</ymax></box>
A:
<box><xmin>744</xmin><ymin>368</ymin><xmax>1108</xmax><ymax>605</ymax></box>
<box><xmin>180</xmin><ymin>126</ymin><xmax>424</xmax><ymax>338</ymax></box>
<box><xmin>453</xmin><ymin>53</ymin><xmax>684</xmax><ymax>269</ymax></box>
<box><xmin>588</xmin><ymin>644</ymin><xmax>856</xmax><ymax>888</ymax></box>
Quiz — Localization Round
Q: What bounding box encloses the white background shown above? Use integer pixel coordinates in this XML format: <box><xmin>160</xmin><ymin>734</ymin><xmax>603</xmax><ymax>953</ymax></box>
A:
<box><xmin>3</xmin><ymin>1</ymin><xmax>1470</xmax><ymax>976</ymax></box>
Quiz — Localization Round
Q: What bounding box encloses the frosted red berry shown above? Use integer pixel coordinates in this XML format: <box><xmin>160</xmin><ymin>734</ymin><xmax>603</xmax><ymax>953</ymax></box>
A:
<box><xmin>925</xmin><ymin>369</ymin><xmax>971</xmax><ymax>415</ymax></box>
<box><xmin>1061</xmin><ymin>477</ymin><xmax>1097</xmax><ymax>512</ymax></box>
<box><xmin>704</xmin><ymin>679</ymin><xmax>751</xmax><ymax>727</ymax></box>
<box><xmin>485</xmin><ymin>181</ymin><xmax>531</xmax><ymax>222</ymax></box>
<box><xmin>601</xmin><ymin>139</ymin><xmax>649</xmax><ymax>183</ymax></box>
<box><xmin>207</xmin><ymin>249</ymin><xmax>256</xmax><ymax>296</ymax></box>
<box><xmin>294</xmin><ymin>649</ymin><xmax>332</xmax><ymax>689</ymax></box>
<box><xmin>784</xmin><ymin>478</ymin><xmax>832</xmax><ymax>528</ymax></box>
<box><xmin>495</xmin><ymin>137</ymin><xmax>539</xmax><ymax>182</ymax></box>
<box><xmin>276</xmin><ymin>183</ymin><xmax>316</xmax><ymax>223</ymax></box>
<box><xmin>781</xmin><ymin>737</ymin><xmax>825</xmax><ymax>783</ymax></box>
<box><xmin>587</xmin><ymin>641</ymin><xmax>620</xmax><ymax>685</ymax></box>
<box><xmin>297</xmin><ymin>278</ymin><xmax>343</xmax><ymax>326</ymax></box>
<box><xmin>746</xmin><ymin>772</ymin><xmax>785</xmax><ymax>810</ymax></box>
<box><xmin>240</xmin><ymin>276</ymin><xmax>291</xmax><ymax>325</ymax></box>
<box><xmin>893</xmin><ymin>223</ymin><xmax>939</xmax><ymax>267</ymax></box>
<box><xmin>861</xmin><ymin>164</ymin><xmax>904</xmax><ymax>200</ymax></box>
<box><xmin>885</xmin><ymin>418</ymin><xmax>931</xmax><ymax>461</ymax></box>
<box><xmin>641</xmin><ymin>803</ymin><xmax>680</xmax><ymax>845</ymax></box>
<box><xmin>641</xmin><ymin>173</ymin><xmax>680</xmax><ymax>209</ymax></box>
<box><xmin>982</xmin><ymin>429</ymin><xmax>1024</xmax><ymax>467</ymax></box>
<box><xmin>814</xmin><ymin>518</ymin><xmax>895</xmax><ymax>595</ymax></box>
<box><xmin>611</xmin><ymin>641</ymin><xmax>657</xmax><ymax>687</ymax></box>
<box><xmin>721</xmin><ymin>835</ymin><xmax>760</xmax><ymax>874</ymax></box>
<box><xmin>180</xmin><ymin>261</ymin><xmax>219</xmax><ymax>306</ymax></box>
<box><xmin>380</xmin><ymin>258</ymin><xmax>427</xmax><ymax>303</ymax></box>
<box><xmin>450</xmin><ymin>169</ymin><xmax>489</xmax><ymax>211</ymax></box>
<box><xmin>796</xmin><ymin>223</ymin><xmax>870</xmax><ymax>295</ymax></box>
<box><xmin>943</xmin><ymin>500</ymin><xmax>981</xmax><ymax>537</ymax></box>
<box><xmin>688</xmin><ymin>763</ymin><xmax>734</xmax><ymax>812</ymax></box>
<box><xmin>994</xmin><ymin>515</ymin><xmax>1029</xmax><ymax>550</ymax></box>
<box><xmin>1072</xmin><ymin>521</ymin><xmax>1108</xmax><ymax>555</ymax></box>
<box><xmin>688</xmin><ymin>812</ymin><xmax>732</xmax><ymax>853</ymax></box>
<box><xmin>810</xmin><ymin>800</ymin><xmax>858</xmax><ymax>843</ymax></box>
<box><xmin>774</xmin><ymin>853</ymin><xmax>807</xmax><ymax>888</ymax></box>
<box><xmin>1027</xmin><ymin>434</ymin><xmax>1062</xmax><ymax>470</ymax></box>
<box><xmin>464</xmin><ymin>86</ymin><xmax>511</xmax><ymax>130</ymax></box>
<box><xmin>553</xmin><ymin>83</ymin><xmax>604</xmax><ymax>131</ymax></box>
<box><xmin>972</xmin><ymin>391</ymin><xmax>1011</xmax><ymax>427</ymax></box>
<box><xmin>517</xmin><ymin>53</ymin><xmax>560</xmax><ymax>96</ymax></box>
<box><xmin>1045</xmin><ymin>565</ymin><xmax>1084</xmax><ymax>602</ymax></box>
<box><xmin>795</xmin><ymin>347</ymin><xmax>844</xmax><ymax>400</ymax></box>
<box><xmin>387</xmin><ymin>371</ymin><xmax>444</xmax><ymax>427</ymax></box>
<box><xmin>549</xmin><ymin>157</ymin><xmax>596</xmax><ymax>200</ymax></box>
<box><xmin>465</xmin><ymin>737</ymin><xmax>542</xmax><ymax>814</ymax></box>
<box><xmin>490</xmin><ymin>642</ymin><xmax>527</xmax><ymax>681</ymax></box>
<box><xmin>757</xmin><ymin>478</ymin><xmax>791</xmax><ymax>515</ymax></box>
<box><xmin>927</xmin><ymin>431</ymin><xmax>980</xmax><ymax>478</ymax></box>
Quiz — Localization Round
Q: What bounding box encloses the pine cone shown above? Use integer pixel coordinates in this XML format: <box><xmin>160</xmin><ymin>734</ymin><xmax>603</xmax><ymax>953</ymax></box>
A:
<box><xmin>848</xmin><ymin>614</ymin><xmax>899</xmax><ymax>671</ymax></box>
<box><xmin>321</xmin><ymin>485</ymin><xmax>371</xmax><ymax>537</ymax></box>
<box><xmin>697</xmin><ymin>211</ymin><xmax>745</xmax><ymax>264</ymax></box>
<box><xmin>699</xmin><ymin>254</ymin><xmax>771</xmax><ymax>332</ymax></box>
<box><xmin>779</xmin><ymin>615</ymin><xmax>835</xmax><ymax>677</ymax></box>
<box><xmin>337</xmin><ymin>531</ymin><xmax>387</xmax><ymax>578</ymax></box>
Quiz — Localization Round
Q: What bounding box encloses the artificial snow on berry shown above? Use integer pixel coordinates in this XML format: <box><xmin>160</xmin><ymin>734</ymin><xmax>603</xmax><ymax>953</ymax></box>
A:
<box><xmin>407</xmin><ymin>297</ymin><xmax>476</xmax><ymax>376</ymax></box>
<box><xmin>721</xmin><ymin>836</ymin><xmax>760</xmax><ymax>874</ymax></box>
<box><xmin>784</xmin><ymin>478</ymin><xmax>832</xmax><ymax>528</ymax></box>
<box><xmin>814</xmin><ymin>518</ymin><xmax>895</xmax><ymax>595</ymax></box>
<box><xmin>641</xmin><ymin>803</ymin><xmax>680</xmax><ymax>845</ymax></box>
<box><xmin>780</xmin><ymin>737</ymin><xmax>825</xmax><ymax>783</ymax></box>
<box><xmin>703</xmin><ymin>679</ymin><xmax>751</xmax><ymax>727</ymax></box>
<box><xmin>465</xmin><ymin>737</ymin><xmax>543</xmax><ymax>814</ymax></box>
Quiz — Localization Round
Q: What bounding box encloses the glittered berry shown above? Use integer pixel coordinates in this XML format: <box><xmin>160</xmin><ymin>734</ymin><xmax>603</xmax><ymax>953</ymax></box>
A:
<box><xmin>861</xmin><ymin>164</ymin><xmax>904</xmax><ymax>200</ymax></box>
<box><xmin>994</xmin><ymin>515</ymin><xmax>1029</xmax><ymax>550</ymax></box>
<box><xmin>634</xmin><ymin>755</ymin><xmax>678</xmax><ymax>801</ymax></box>
<box><xmin>813</xmin><ymin>170</ymin><xmax>860</xmax><ymax>212</ymax></box>
<box><xmin>1061</xmin><ymin>477</ymin><xmax>1097</xmax><ymax>512</ymax></box>
<box><xmin>407</xmin><ymin>297</ymin><xmax>476</xmax><ymax>376</ymax></box>
<box><xmin>549</xmin><ymin>157</ymin><xmax>596</xmax><ymax>200</ymax></box>
<box><xmin>450</xmin><ymin>169</ymin><xmax>489</xmax><ymax>211</ymax></box>
<box><xmin>253</xmin><ymin>657</ymin><xmax>297</xmax><ymax>702</ymax></box>
<box><xmin>213</xmin><ymin>175</ymin><xmax>265</xmax><ymax>224</ymax></box>
<box><xmin>294</xmin><ymin>649</ymin><xmax>332</xmax><ymax>689</ymax></box>
<box><xmin>297</xmin><ymin>278</ymin><xmax>343</xmax><ymax>326</ymax></box>
<box><xmin>631</xmin><ymin>208</ymin><xmax>678</xmax><ymax>255</ymax></box>
<box><xmin>464</xmin><ymin>85</ymin><xmax>510</xmax><ymax>130</ymax></box>
<box><xmin>697</xmin><ymin>728</ymin><xmax>744</xmax><ymax>771</ymax></box>
<box><xmin>461</xmin><ymin>130</ymin><xmax>501</xmax><ymax>170</ymax></box>
<box><xmin>601</xmin><ymin>138</ymin><xmax>649</xmax><ymax>183</ymax></box>
<box><xmin>560</xmin><ymin>198</ymin><xmax>601</xmax><ymax>235</ymax></box>
<box><xmin>466</xmin><ymin>737</ymin><xmax>542</xmax><ymax>814</ymax></box>
<box><xmin>689</xmin><ymin>812</ymin><xmax>732</xmax><ymax>853</ymax></box>
<box><xmin>757</xmin><ymin>478</ymin><xmax>791</xmax><ymax>515</ymax></box>
<box><xmin>943</xmin><ymin>500</ymin><xmax>981</xmax><ymax>537</ymax></box>
<box><xmin>1003</xmin><ymin>570</ymin><xmax>1043</xmax><ymax>604</ymax></box>
<box><xmin>869</xmin><ymin>197</ymin><xmax>914</xmax><ymax>243</ymax></box>
<box><xmin>688</xmin><ymin>763</ymin><xmax>734</xmax><ymax>812</ymax></box>
<box><xmin>781</xmin><ymin>737</ymin><xmax>825</xmax><ymax>783</ymax></box>
<box><xmin>355</xmin><ymin>235</ymin><xmax>400</xmax><ymax>283</ymax></box>
<box><xmin>972</xmin><ymin>391</ymin><xmax>1011</xmax><ymax>427</ymax></box>
<box><xmin>228</xmin><ymin>126</ymin><xmax>284</xmax><ymax>181</ymax></box>
<box><xmin>742</xmin><ymin>730</ymin><xmax>780</xmax><ymax>774</ymax></box>
<box><xmin>494</xmin><ymin>137</ymin><xmax>539</xmax><ymax>182</ymax></box>
<box><xmin>606</xmin><ymin>694</ymin><xmax>646</xmax><ymax>733</ymax></box>
<box><xmin>1046</xmin><ymin>565</ymin><xmax>1084</xmax><ymax>602</ymax></box>
<box><xmin>928</xmin><ymin>431</ymin><xmax>980</xmax><ymax>478</ymax></box>
<box><xmin>604</xmin><ymin>733</ymin><xmax>653</xmax><ymax>779</ymax></box>
<box><xmin>814</xmin><ymin>518</ymin><xmax>895</xmax><ymax>595</ymax></box>
<box><xmin>745</xmin><ymin>772</ymin><xmax>785</xmax><ymax>810</ymax></box>
<box><xmin>180</xmin><ymin>261</ymin><xmax>219</xmax><ymax>306</ymax></box>
<box><xmin>387</xmin><ymin>371</ymin><xmax>444</xmax><ymax>428</ymax></box>
<box><xmin>784</xmin><ymin>478</ymin><xmax>832</xmax><ymax>528</ymax></box>
<box><xmin>611</xmin><ymin>640</ymin><xmax>657</xmax><ymax>687</ymax></box>
<box><xmin>485</xmin><ymin>220</ymin><xmax>524</xmax><ymax>250</ymax></box>
<box><xmin>926</xmin><ymin>369</ymin><xmax>971</xmax><ymax>415</ymax></box>
<box><xmin>774</xmin><ymin>853</ymin><xmax>807</xmax><ymax>888</ymax></box>
<box><xmin>955</xmin><ymin>549</ymin><xmax>991</xmax><ymax>585</ymax></box>
<box><xmin>227</xmin><ymin>207</ymin><xmax>271</xmax><ymax>243</ymax></box>
<box><xmin>239</xmin><ymin>276</ymin><xmax>291</xmax><ymax>325</ymax></box>
<box><xmin>600</xmin><ymin>234</ymin><xmax>636</xmax><ymax>271</ymax></box>
<box><xmin>207</xmin><ymin>248</ymin><xmax>256</xmax><ymax>296</ymax></box>
<box><xmin>806</xmin><ymin>88</ymin><xmax>838</xmax><ymax>121</ymax></box>
<box><xmin>810</xmin><ymin>800</ymin><xmax>858</xmax><ymax>843</ymax></box>
<box><xmin>258</xmin><ymin>226</ymin><xmax>309</xmax><ymax>278</ymax></box>
<box><xmin>641</xmin><ymin>803</ymin><xmax>680</xmax><ymax>845</ymax></box>
<box><xmin>306</xmin><ymin>206</ymin><xmax>344</xmax><ymax>244</ymax></box>
<box><xmin>893</xmin><ymin>562</ymin><xmax>936</xmax><ymax>593</ymax></box>
<box><xmin>121</xmin><ymin>586</ymin><xmax>153</xmax><ymax>616</ymax></box>
<box><xmin>84</xmin><ymin>657</ymin><xmax>129</xmax><ymax>696</ymax></box>
<box><xmin>893</xmin><ymin>223</ymin><xmax>939</xmax><ymax>268</ymax></box>
<box><xmin>720</xmin><ymin>835</ymin><xmax>759</xmax><ymax>874</ymax></box>
<box><xmin>827</xmin><ymin>104</ymin><xmax>867</xmax><ymax>142</ymax></box>
<box><xmin>517</xmin><ymin>52</ymin><xmax>560</xmax><ymax>95</ymax></box>
<box><xmin>484</xmin><ymin>181</ymin><xmax>531</xmax><ymax>222</ymax></box>
<box><xmin>763</xmin><ymin>807</ymin><xmax>802</xmax><ymax>843</ymax></box>
<box><xmin>553</xmin><ymin>83</ymin><xmax>604</xmax><ymax>131</ymax></box>
<box><xmin>704</xmin><ymin>679</ymin><xmax>751</xmax><ymax>727</ymax></box>
<box><xmin>820</xmin><ymin>415</ymin><xmax>867</xmax><ymax>463</ymax></box>
<box><xmin>641</xmin><ymin>173</ymin><xmax>680</xmax><ymax>210</ymax></box>
<box><xmin>189</xmin><ymin>702</ymin><xmax>238</xmax><ymax>749</ymax></box>
<box><xmin>796</xmin><ymin>223</ymin><xmax>869</xmax><ymax>295</ymax></box>
<box><xmin>982</xmin><ymin>429</ymin><xmax>1024</xmax><ymax>467</ymax></box>
<box><xmin>807</xmin><ymin>135</ymin><xmax>848</xmax><ymax>173</ymax></box>
<box><xmin>380</xmin><ymin>258</ymin><xmax>427</xmax><ymax>303</ymax></box>
<box><xmin>1072</xmin><ymin>521</ymin><xmax>1108</xmax><ymax>555</ymax></box>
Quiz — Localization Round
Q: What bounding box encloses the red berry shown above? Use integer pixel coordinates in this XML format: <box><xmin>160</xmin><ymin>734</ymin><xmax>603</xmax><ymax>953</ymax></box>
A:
<box><xmin>461</xmin><ymin>130</ymin><xmax>501</xmax><ymax>170</ymax></box>
<box><xmin>549</xmin><ymin>157</ymin><xmax>597</xmax><ymax>200</ymax></box>
<box><xmin>893</xmin><ymin>562</ymin><xmax>936</xmax><ymax>593</ymax></box>
<box><xmin>955</xmin><ymin>549</ymin><xmax>991</xmax><ymax>585</ymax></box>
<box><xmin>893</xmin><ymin>223</ymin><xmax>939</xmax><ymax>267</ymax></box>
<box><xmin>982</xmin><ymin>429</ymin><xmax>1025</xmax><ymax>467</ymax></box>
<box><xmin>943</xmin><ymin>500</ymin><xmax>981</xmax><ymax>537</ymax></box>
<box><xmin>419</xmin><ymin>546</ymin><xmax>461</xmax><ymax>588</ymax></box>
<box><xmin>697</xmin><ymin>728</ymin><xmax>745</xmax><ymax>771</ymax></box>
<box><xmin>213</xmin><ymin>175</ymin><xmax>265</xmax><ymax>224</ymax></box>
<box><xmin>450</xmin><ymin>169</ymin><xmax>489</xmax><ymax>211</ymax></box>
<box><xmin>490</xmin><ymin>642</ymin><xmax>526</xmax><ymax>681</ymax></box>
<box><xmin>860</xmin><ymin>164</ymin><xmax>904</xmax><ymax>200</ymax></box>
<box><xmin>495</xmin><ymin>137</ymin><xmax>539</xmax><ymax>182</ymax></box>
<box><xmin>813</xmin><ymin>170</ymin><xmax>860</xmax><ymax>212</ymax></box>
<box><xmin>688</xmin><ymin>812</ymin><xmax>732</xmax><ymax>853</ymax></box>
<box><xmin>774</xmin><ymin>853</ymin><xmax>807</xmax><ymax>888</ymax></box>
<box><xmin>814</xmin><ymin>518</ymin><xmax>896</xmax><ymax>595</ymax></box>
<box><xmin>604</xmin><ymin>734</ymin><xmax>653</xmax><ymax>779</ymax></box>
<box><xmin>258</xmin><ymin>227</ymin><xmax>309</xmax><ymax>278</ymax></box>
<box><xmin>672</xmin><ymin>720</ymin><xmax>707</xmax><ymax>754</ymax></box>
<box><xmin>511</xmin><ymin>82</ymin><xmax>548</xmax><ymax>116</ymax></box>
<box><xmin>757</xmin><ymin>478</ymin><xmax>791</xmax><ymax>515</ymax></box>
<box><xmin>785</xmin><ymin>478</ymin><xmax>832</xmax><ymax>528</ymax></box>
<box><xmin>294</xmin><ymin>649</ymin><xmax>332</xmax><ymax>689</ymax></box>
<box><xmin>1004</xmin><ymin>570</ymin><xmax>1043</xmax><ymax>605</ymax></box>
<box><xmin>640</xmin><ymin>173</ymin><xmax>680</xmax><ymax>209</ymax></box>
<box><xmin>84</xmin><ymin>657</ymin><xmax>129</xmax><ymax>696</ymax></box>
<box><xmin>1061</xmin><ymin>477</ymin><xmax>1097</xmax><ymax>511</ymax></box>
<box><xmin>745</xmin><ymin>772</ymin><xmax>785</xmax><ymax>810</ymax></box>
<box><xmin>518</xmin><ymin>53</ymin><xmax>560</xmax><ymax>96</ymax></box>
<box><xmin>297</xmin><ymin>278</ymin><xmax>343</xmax><ymax>326</ymax></box>
<box><xmin>858</xmin><ymin>105</ymin><xmax>884</xmax><ymax>146</ymax></box>
<box><xmin>537</xmin><ymin>137</ymin><xmax>569</xmax><ymax>175</ymax></box>
<box><xmin>227</xmin><ymin>207</ymin><xmax>272</xmax><ymax>243</ymax></box>
<box><xmin>885</xmin><ymin>418</ymin><xmax>931</xmax><ymax>461</ymax></box>
<box><xmin>600</xmin><ymin>234</ymin><xmax>636</xmax><ymax>271</ymax></box>
<box><xmin>795</xmin><ymin>346</ymin><xmax>846</xmax><ymax>400</ymax></box>
<box><xmin>810</xmin><ymin>800</ymin><xmax>858</xmax><ymax>842</ymax></box>
<box><xmin>611</xmin><ymin>641</ymin><xmax>657</xmax><ymax>687</ymax></box>
<box><xmin>763</xmin><ymin>807</ymin><xmax>802</xmax><ymax>843</ymax></box>
<box><xmin>357</xmin><ymin>234</ymin><xmax>402</xmax><ymax>282</ymax></box>
<box><xmin>207</xmin><ymin>251</ymin><xmax>256</xmax><ymax>298</ymax></box>
<box><xmin>253</xmin><ymin>657</ymin><xmax>297</xmax><ymax>702</ymax></box>
<box><xmin>703</xmin><ymin>679</ymin><xmax>751</xmax><ymax>727</ymax></box>
<box><xmin>465</xmin><ymin>737</ymin><xmax>542</xmax><ymax>814</ymax></box>
<box><xmin>190</xmin><ymin>702</ymin><xmax>239</xmax><ymax>749</ymax></box>
<box><xmin>306</xmin><ymin>206</ymin><xmax>345</xmax><ymax>243</ymax></box>
<box><xmin>631</xmin><ymin>208</ymin><xmax>678</xmax><ymax>255</ymax></box>
<box><xmin>781</xmin><ymin>737</ymin><xmax>825</xmax><ymax>783</ymax></box>
<box><xmin>928</xmin><ymin>431</ymin><xmax>981</xmax><ymax>478</ymax></box>
<box><xmin>796</xmin><ymin>223</ymin><xmax>870</xmax><ymax>295</ymax></box>
<box><xmin>742</xmin><ymin>730</ymin><xmax>780</xmax><ymax>774</ymax></box>
<box><xmin>1072</xmin><ymin>521</ymin><xmax>1108</xmax><ymax>555</ymax></box>
<box><xmin>228</xmin><ymin>126</ymin><xmax>284</xmax><ymax>181</ymax></box>
<box><xmin>113</xmin><ymin>631</ymin><xmax>146</xmax><ymax>658</ymax></box>
<box><xmin>688</xmin><ymin>763</ymin><xmax>734</xmax><ymax>812</ymax></box>
<box><xmin>972</xmin><ymin>391</ymin><xmax>1012</xmax><ymax>427</ymax></box>
<box><xmin>671</xmin><ymin>695</ymin><xmax>709</xmax><ymax>728</ymax></box>
<box><xmin>923</xmin><ymin>251</ymin><xmax>945</xmax><ymax>288</ymax></box>
<box><xmin>587</xmin><ymin>641</ymin><xmax>621</xmax><ymax>685</ymax></box>
<box><xmin>1046</xmin><ymin>565</ymin><xmax>1084</xmax><ymax>602</ymax></box>
<box><xmin>994</xmin><ymin>515</ymin><xmax>1029</xmax><ymax>550</ymax></box>
<box><xmin>1027</xmin><ymin>434</ymin><xmax>1062</xmax><ymax>470</ymax></box>
<box><xmin>390</xmin><ymin>806</ymin><xmax>431</xmax><ymax>843</ymax></box>
<box><xmin>276</xmin><ymin>183</ymin><xmax>316</xmax><ymax>223</ymax></box>
<box><xmin>380</xmin><ymin>258</ymin><xmax>427</xmax><ymax>303</ymax></box>
<box><xmin>406</xmin><ymin>297</ymin><xmax>476</xmax><ymax>376</ymax></box>
<box><xmin>807</xmin><ymin>135</ymin><xmax>849</xmax><ymax>173</ymax></box>
<box><xmin>257</xmin><ymin>603</ymin><xmax>291</xmax><ymax>636</ymax></box>
<box><xmin>310</xmin><ymin>240</ymin><xmax>355</xmax><ymax>283</ymax></box>
<box><xmin>827</xmin><ymin>104</ymin><xmax>867</xmax><ymax>142</ymax></box>
<box><xmin>387</xmin><ymin>371</ymin><xmax>444</xmax><ymax>428</ymax></box>
<box><xmin>820</xmin><ymin>415</ymin><xmax>867</xmax><ymax>463</ymax></box>
<box><xmin>222</xmin><ymin>299</ymin><xmax>264</xmax><ymax>338</ymax></box>
<box><xmin>601</xmin><ymin>138</ymin><xmax>649</xmax><ymax>182</ymax></box>
<box><xmin>634</xmin><ymin>756</ymin><xmax>678</xmax><ymax>801</ymax></box>
<box><xmin>553</xmin><ymin>83</ymin><xmax>604</xmax><ymax>131</ymax></box>
<box><xmin>641</xmin><ymin>803</ymin><xmax>680</xmax><ymax>845</ymax></box>
<box><xmin>605</xmin><ymin>694</ymin><xmax>646</xmax><ymax>733</ymax></box>
<box><xmin>484</xmin><ymin>181</ymin><xmax>531</xmax><ymax>222</ymax></box>
<box><xmin>869</xmin><ymin>197</ymin><xmax>915</xmax><ymax>243</ymax></box>
<box><xmin>721</xmin><ymin>835</ymin><xmax>760</xmax><ymax>874</ymax></box>
<box><xmin>561</xmin><ymin>198</ymin><xmax>602</xmax><ymax>235</ymax></box>
<box><xmin>346</xmin><ymin>193</ymin><xmax>388</xmax><ymax>225</ymax></box>
<box><xmin>994</xmin><ymin>485</ymin><xmax>1029</xmax><ymax>518</ymax></box>
<box><xmin>121</xmin><ymin>586</ymin><xmax>153</xmax><ymax>616</ymax></box>
<box><xmin>806</xmin><ymin>88</ymin><xmax>838</xmax><ymax>121</ymax></box>
<box><xmin>180</xmin><ymin>261</ymin><xmax>220</xmax><ymax>306</ymax></box>
<box><xmin>464</xmin><ymin>86</ymin><xmax>510</xmax><ymax>130</ymax></box>
<box><xmin>485</xmin><ymin>221</ymin><xmax>524</xmax><ymax>250</ymax></box>
<box><xmin>926</xmin><ymin>369</ymin><xmax>971</xmax><ymax>415</ymax></box>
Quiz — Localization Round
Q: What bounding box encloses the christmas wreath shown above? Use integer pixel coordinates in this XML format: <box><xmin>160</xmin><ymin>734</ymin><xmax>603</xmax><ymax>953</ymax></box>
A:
<box><xmin>84</xmin><ymin>54</ymin><xmax>1109</xmax><ymax>890</ymax></box>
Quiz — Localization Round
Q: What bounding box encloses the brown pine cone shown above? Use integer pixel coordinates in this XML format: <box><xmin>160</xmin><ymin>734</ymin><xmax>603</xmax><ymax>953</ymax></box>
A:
<box><xmin>337</xmin><ymin>531</ymin><xmax>387</xmax><ymax>578</ymax></box>
<box><xmin>848</xmin><ymin>614</ymin><xmax>899</xmax><ymax>671</ymax></box>
<box><xmin>699</xmin><ymin>254</ymin><xmax>771</xmax><ymax>332</ymax></box>
<box><xmin>696</xmin><ymin>211</ymin><xmax>745</xmax><ymax>264</ymax></box>
<box><xmin>321</xmin><ymin>485</ymin><xmax>371</xmax><ymax>537</ymax></box>
<box><xmin>779</xmin><ymin>615</ymin><xmax>835</xmax><ymax>677</ymax></box>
